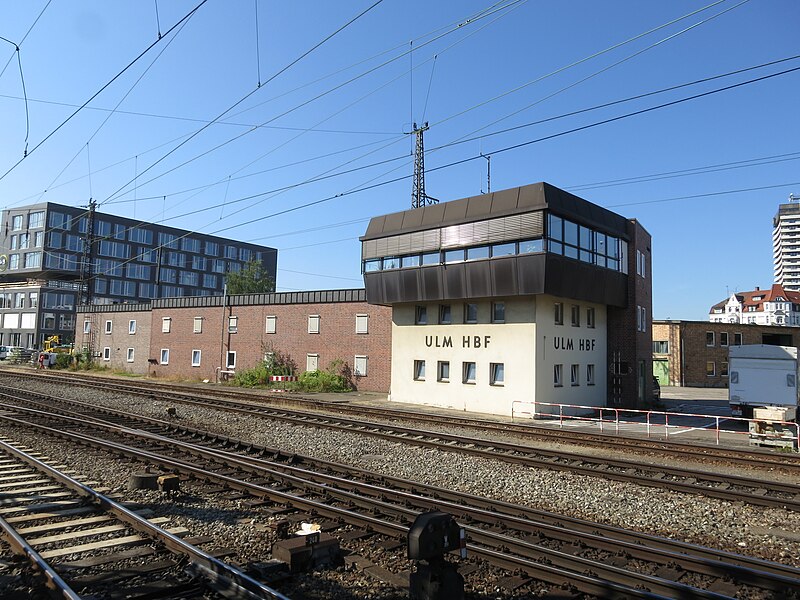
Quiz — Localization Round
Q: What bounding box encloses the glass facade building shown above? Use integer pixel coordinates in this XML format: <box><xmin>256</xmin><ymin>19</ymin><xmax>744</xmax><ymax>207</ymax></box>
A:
<box><xmin>0</xmin><ymin>202</ymin><xmax>277</xmax><ymax>347</ymax></box>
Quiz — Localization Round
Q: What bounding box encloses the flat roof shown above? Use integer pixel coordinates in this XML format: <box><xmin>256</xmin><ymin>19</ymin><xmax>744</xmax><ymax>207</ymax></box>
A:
<box><xmin>361</xmin><ymin>182</ymin><xmax>630</xmax><ymax>241</ymax></box>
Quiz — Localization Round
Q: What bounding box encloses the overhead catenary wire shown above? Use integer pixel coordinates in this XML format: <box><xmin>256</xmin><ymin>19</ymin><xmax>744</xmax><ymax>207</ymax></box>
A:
<box><xmin>101</xmin><ymin>0</ymin><xmax>525</xmax><ymax>207</ymax></box>
<box><xmin>0</xmin><ymin>0</ymin><xmax>51</xmax><ymax>81</ymax></box>
<box><xmin>198</xmin><ymin>62</ymin><xmax>800</xmax><ymax>238</ymax></box>
<box><xmin>429</xmin><ymin>0</ymin><xmax>732</xmax><ymax>133</ymax></box>
<box><xmin>137</xmin><ymin>56</ymin><xmax>800</xmax><ymax>227</ymax></box>
<box><xmin>0</xmin><ymin>35</ymin><xmax>30</xmax><ymax>154</ymax></box>
<box><xmin>100</xmin><ymin>52</ymin><xmax>800</xmax><ymax>217</ymax></box>
<box><xmin>441</xmin><ymin>0</ymin><xmax>751</xmax><ymax>149</ymax></box>
<box><xmin>98</xmin><ymin>0</ymin><xmax>387</xmax><ymax>207</ymax></box>
<box><xmin>26</xmin><ymin>15</ymin><xmax>194</xmax><ymax>207</ymax></box>
<box><xmin>101</xmin><ymin>0</ymin><xmax>722</xmax><ymax>216</ymax></box>
<box><xmin>105</xmin><ymin>3</ymin><xmax>521</xmax><ymax>220</ymax></box>
<box><xmin>0</xmin><ymin>0</ymin><xmax>211</xmax><ymax>184</ymax></box>
<box><xmin>254</xmin><ymin>0</ymin><xmax>262</xmax><ymax>87</ymax></box>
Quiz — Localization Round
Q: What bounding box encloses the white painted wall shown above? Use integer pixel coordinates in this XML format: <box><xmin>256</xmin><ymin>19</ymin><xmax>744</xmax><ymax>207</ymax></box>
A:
<box><xmin>389</xmin><ymin>294</ymin><xmax>607</xmax><ymax>417</ymax></box>
<box><xmin>534</xmin><ymin>295</ymin><xmax>607</xmax><ymax>413</ymax></box>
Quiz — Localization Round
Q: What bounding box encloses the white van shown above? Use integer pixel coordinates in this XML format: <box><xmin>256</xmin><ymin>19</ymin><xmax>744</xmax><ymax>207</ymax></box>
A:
<box><xmin>0</xmin><ymin>346</ymin><xmax>24</xmax><ymax>360</ymax></box>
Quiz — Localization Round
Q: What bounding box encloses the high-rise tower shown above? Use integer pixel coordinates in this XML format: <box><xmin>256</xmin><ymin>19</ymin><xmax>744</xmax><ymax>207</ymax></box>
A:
<box><xmin>773</xmin><ymin>194</ymin><xmax>800</xmax><ymax>291</ymax></box>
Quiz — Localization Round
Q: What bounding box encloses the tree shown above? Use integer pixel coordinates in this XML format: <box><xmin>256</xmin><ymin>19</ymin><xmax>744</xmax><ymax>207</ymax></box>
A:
<box><xmin>225</xmin><ymin>258</ymin><xmax>275</xmax><ymax>294</ymax></box>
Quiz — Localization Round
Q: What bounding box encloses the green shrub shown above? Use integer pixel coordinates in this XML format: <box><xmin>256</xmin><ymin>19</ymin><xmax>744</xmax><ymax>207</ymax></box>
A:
<box><xmin>54</xmin><ymin>353</ymin><xmax>73</xmax><ymax>369</ymax></box>
<box><xmin>234</xmin><ymin>361</ymin><xmax>272</xmax><ymax>387</ymax></box>
<box><xmin>293</xmin><ymin>360</ymin><xmax>353</xmax><ymax>393</ymax></box>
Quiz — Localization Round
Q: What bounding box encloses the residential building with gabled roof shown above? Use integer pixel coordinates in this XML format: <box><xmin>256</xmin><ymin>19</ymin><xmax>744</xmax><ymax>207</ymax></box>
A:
<box><xmin>709</xmin><ymin>283</ymin><xmax>800</xmax><ymax>326</ymax></box>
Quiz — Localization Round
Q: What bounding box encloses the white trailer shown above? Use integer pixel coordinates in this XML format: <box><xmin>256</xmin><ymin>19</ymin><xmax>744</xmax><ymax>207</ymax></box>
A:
<box><xmin>729</xmin><ymin>344</ymin><xmax>798</xmax><ymax>419</ymax></box>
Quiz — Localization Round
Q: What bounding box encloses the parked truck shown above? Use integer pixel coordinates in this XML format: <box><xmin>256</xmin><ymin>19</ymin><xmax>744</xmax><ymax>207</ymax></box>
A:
<box><xmin>729</xmin><ymin>344</ymin><xmax>798</xmax><ymax>449</ymax></box>
<box><xmin>729</xmin><ymin>345</ymin><xmax>798</xmax><ymax>419</ymax></box>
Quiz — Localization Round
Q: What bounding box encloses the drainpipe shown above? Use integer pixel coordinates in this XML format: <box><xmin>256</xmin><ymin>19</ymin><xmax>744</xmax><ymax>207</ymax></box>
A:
<box><xmin>218</xmin><ymin>283</ymin><xmax>227</xmax><ymax>380</ymax></box>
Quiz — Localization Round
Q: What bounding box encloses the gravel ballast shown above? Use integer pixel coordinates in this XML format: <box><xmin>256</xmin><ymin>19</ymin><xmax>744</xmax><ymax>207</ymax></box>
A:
<box><xmin>0</xmin><ymin>373</ymin><xmax>798</xmax><ymax>588</ymax></box>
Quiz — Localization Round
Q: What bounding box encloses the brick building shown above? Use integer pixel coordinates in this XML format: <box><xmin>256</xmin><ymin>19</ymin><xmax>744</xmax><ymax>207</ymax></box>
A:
<box><xmin>653</xmin><ymin>319</ymin><xmax>800</xmax><ymax>387</ymax></box>
<box><xmin>77</xmin><ymin>290</ymin><xmax>392</xmax><ymax>393</ymax></box>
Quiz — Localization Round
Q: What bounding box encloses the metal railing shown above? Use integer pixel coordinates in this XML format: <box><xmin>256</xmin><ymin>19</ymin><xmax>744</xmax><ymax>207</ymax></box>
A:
<box><xmin>511</xmin><ymin>400</ymin><xmax>799</xmax><ymax>450</ymax></box>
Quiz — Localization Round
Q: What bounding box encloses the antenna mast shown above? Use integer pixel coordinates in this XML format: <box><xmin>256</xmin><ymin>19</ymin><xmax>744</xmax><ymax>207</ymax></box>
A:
<box><xmin>411</xmin><ymin>122</ymin><xmax>437</xmax><ymax>209</ymax></box>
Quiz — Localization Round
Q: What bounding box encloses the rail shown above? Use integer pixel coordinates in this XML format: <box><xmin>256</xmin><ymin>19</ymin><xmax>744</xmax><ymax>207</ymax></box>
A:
<box><xmin>511</xmin><ymin>400</ymin><xmax>800</xmax><ymax>450</ymax></box>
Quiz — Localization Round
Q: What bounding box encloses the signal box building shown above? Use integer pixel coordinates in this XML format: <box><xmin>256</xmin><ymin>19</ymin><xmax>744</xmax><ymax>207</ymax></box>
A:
<box><xmin>360</xmin><ymin>182</ymin><xmax>653</xmax><ymax>415</ymax></box>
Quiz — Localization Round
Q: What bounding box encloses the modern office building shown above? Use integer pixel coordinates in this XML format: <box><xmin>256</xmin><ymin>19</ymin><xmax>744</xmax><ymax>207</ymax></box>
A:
<box><xmin>360</xmin><ymin>182</ymin><xmax>653</xmax><ymax>414</ymax></box>
<box><xmin>773</xmin><ymin>194</ymin><xmax>800</xmax><ymax>291</ymax></box>
<box><xmin>0</xmin><ymin>202</ymin><xmax>277</xmax><ymax>348</ymax></box>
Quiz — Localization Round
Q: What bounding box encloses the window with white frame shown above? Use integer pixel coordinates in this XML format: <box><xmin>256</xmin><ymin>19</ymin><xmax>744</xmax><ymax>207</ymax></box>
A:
<box><xmin>437</xmin><ymin>361</ymin><xmax>450</xmax><ymax>382</ymax></box>
<box><xmin>587</xmin><ymin>364</ymin><xmax>595</xmax><ymax>385</ymax></box>
<box><xmin>308</xmin><ymin>315</ymin><xmax>320</xmax><ymax>334</ymax></box>
<box><xmin>464</xmin><ymin>303</ymin><xmax>478</xmax><ymax>324</ymax></box>
<box><xmin>462</xmin><ymin>361</ymin><xmax>476</xmax><ymax>384</ymax></box>
<box><xmin>706</xmin><ymin>361</ymin><xmax>715</xmax><ymax>376</ymax></box>
<box><xmin>226</xmin><ymin>351</ymin><xmax>236</xmax><ymax>369</ymax></box>
<box><xmin>571</xmin><ymin>305</ymin><xmax>580</xmax><ymax>327</ymax></box>
<box><xmin>192</xmin><ymin>349</ymin><xmax>201</xmax><ymax>367</ymax></box>
<box><xmin>103</xmin><ymin>347</ymin><xmax>110</xmax><ymax>361</ymax></box>
<box><xmin>83</xmin><ymin>320</ymin><xmax>91</xmax><ymax>334</ymax></box>
<box><xmin>354</xmin><ymin>355</ymin><xmax>367</xmax><ymax>377</ymax></box>
<box><xmin>193</xmin><ymin>317</ymin><xmax>203</xmax><ymax>334</ymax></box>
<box><xmin>355</xmin><ymin>314</ymin><xmax>368</xmax><ymax>334</ymax></box>
<box><xmin>228</xmin><ymin>316</ymin><xmax>238</xmax><ymax>333</ymax></box>
<box><xmin>306</xmin><ymin>353</ymin><xmax>319</xmax><ymax>371</ymax></box>
<box><xmin>415</xmin><ymin>305</ymin><xmax>427</xmax><ymax>325</ymax></box>
<box><xmin>413</xmin><ymin>360</ymin><xmax>426</xmax><ymax>381</ymax></box>
<box><xmin>706</xmin><ymin>332</ymin><xmax>715</xmax><ymax>347</ymax></box>
<box><xmin>160</xmin><ymin>349</ymin><xmax>169</xmax><ymax>364</ymax></box>
<box><xmin>162</xmin><ymin>317</ymin><xmax>171</xmax><ymax>333</ymax></box>
<box><xmin>128</xmin><ymin>320</ymin><xmax>136</xmax><ymax>334</ymax></box>
<box><xmin>126</xmin><ymin>348</ymin><xmax>134</xmax><ymax>362</ymax></box>
<box><xmin>554</xmin><ymin>364</ymin><xmax>563</xmax><ymax>387</ymax></box>
<box><xmin>636</xmin><ymin>306</ymin><xmax>647</xmax><ymax>332</ymax></box>
<box><xmin>720</xmin><ymin>332</ymin><xmax>729</xmax><ymax>347</ymax></box>
<box><xmin>439</xmin><ymin>305</ymin><xmax>452</xmax><ymax>325</ymax></box>
<box><xmin>571</xmin><ymin>364</ymin><xmax>579</xmax><ymax>386</ymax></box>
<box><xmin>491</xmin><ymin>302</ymin><xmax>505</xmax><ymax>323</ymax></box>
<box><xmin>636</xmin><ymin>249</ymin><xmax>646</xmax><ymax>278</ymax></box>
<box><xmin>554</xmin><ymin>302</ymin><xmax>563</xmax><ymax>325</ymax></box>
<box><xmin>104</xmin><ymin>320</ymin><xmax>112</xmax><ymax>334</ymax></box>
<box><xmin>586</xmin><ymin>307</ymin><xmax>595</xmax><ymax>328</ymax></box>
<box><xmin>490</xmin><ymin>363</ymin><xmax>504</xmax><ymax>386</ymax></box>
<box><xmin>266</xmin><ymin>315</ymin><xmax>277</xmax><ymax>334</ymax></box>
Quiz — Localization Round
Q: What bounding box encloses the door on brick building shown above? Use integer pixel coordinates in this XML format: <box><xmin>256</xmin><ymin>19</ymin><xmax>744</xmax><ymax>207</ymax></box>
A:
<box><xmin>638</xmin><ymin>360</ymin><xmax>645</xmax><ymax>404</ymax></box>
<box><xmin>653</xmin><ymin>359</ymin><xmax>669</xmax><ymax>386</ymax></box>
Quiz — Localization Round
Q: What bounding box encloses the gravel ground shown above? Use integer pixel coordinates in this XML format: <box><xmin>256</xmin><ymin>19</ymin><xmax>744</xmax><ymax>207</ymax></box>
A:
<box><xmin>0</xmin><ymin>373</ymin><xmax>799</xmax><ymax>598</ymax></box>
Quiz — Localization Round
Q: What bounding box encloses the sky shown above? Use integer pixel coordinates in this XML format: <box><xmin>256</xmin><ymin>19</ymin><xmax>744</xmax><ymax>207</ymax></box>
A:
<box><xmin>0</xmin><ymin>0</ymin><xmax>798</xmax><ymax>321</ymax></box>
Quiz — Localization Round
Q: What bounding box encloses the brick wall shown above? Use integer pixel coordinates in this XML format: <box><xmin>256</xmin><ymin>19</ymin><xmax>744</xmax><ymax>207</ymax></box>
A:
<box><xmin>149</xmin><ymin>301</ymin><xmax>392</xmax><ymax>392</ymax></box>
<box><xmin>653</xmin><ymin>320</ymin><xmax>800</xmax><ymax>387</ymax></box>
<box><xmin>77</xmin><ymin>309</ymin><xmax>152</xmax><ymax>374</ymax></box>
<box><xmin>607</xmin><ymin>220</ymin><xmax>653</xmax><ymax>407</ymax></box>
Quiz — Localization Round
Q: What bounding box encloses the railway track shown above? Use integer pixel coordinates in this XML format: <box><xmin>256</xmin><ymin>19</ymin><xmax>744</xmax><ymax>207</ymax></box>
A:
<box><xmin>0</xmin><ymin>437</ymin><xmax>288</xmax><ymax>600</ymax></box>
<box><xmin>8</xmin><ymin>369</ymin><xmax>800</xmax><ymax>474</ymax></box>
<box><xmin>1</xmin><ymin>379</ymin><xmax>798</xmax><ymax>512</ymax></box>
<box><xmin>2</xmin><ymin>397</ymin><xmax>799</xmax><ymax>599</ymax></box>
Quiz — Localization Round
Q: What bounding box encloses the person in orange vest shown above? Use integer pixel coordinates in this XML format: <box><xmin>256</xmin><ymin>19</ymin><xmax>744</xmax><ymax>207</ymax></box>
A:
<box><xmin>38</xmin><ymin>352</ymin><xmax>46</xmax><ymax>370</ymax></box>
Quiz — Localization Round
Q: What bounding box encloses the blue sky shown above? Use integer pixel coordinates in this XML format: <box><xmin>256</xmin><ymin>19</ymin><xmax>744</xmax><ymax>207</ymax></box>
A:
<box><xmin>0</xmin><ymin>0</ymin><xmax>798</xmax><ymax>320</ymax></box>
